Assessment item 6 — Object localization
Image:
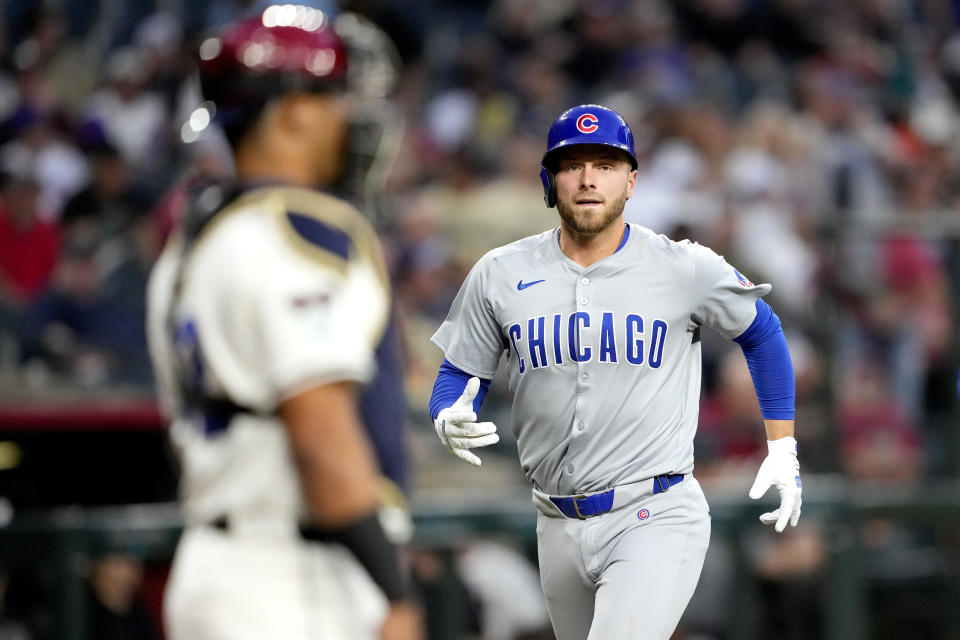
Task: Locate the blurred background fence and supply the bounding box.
[0,480,959,640]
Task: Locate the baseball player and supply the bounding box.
[429,104,801,639]
[146,7,421,640]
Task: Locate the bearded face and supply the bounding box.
[556,187,630,234]
[551,144,636,235]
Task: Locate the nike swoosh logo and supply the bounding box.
[517,279,546,290]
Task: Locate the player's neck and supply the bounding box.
[235,153,318,188]
[558,220,626,268]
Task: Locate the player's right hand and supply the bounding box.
[434,377,499,467]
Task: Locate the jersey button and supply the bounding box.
[577,421,585,431]
[566,464,575,473]
[579,297,588,304]
[581,277,590,285]
[580,373,589,382]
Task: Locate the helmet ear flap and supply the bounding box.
[540,166,557,208]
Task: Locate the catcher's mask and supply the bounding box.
[191,4,403,221]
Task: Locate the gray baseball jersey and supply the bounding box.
[431,223,770,496]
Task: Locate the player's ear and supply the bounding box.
[540,166,557,208]
[626,168,638,200]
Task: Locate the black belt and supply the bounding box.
[206,515,328,541]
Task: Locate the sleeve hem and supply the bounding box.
[759,410,796,420]
[731,304,760,341]
[429,338,498,379]
[275,363,374,405]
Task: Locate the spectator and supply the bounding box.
[18,209,156,387]
[0,110,88,218]
[836,357,922,481]
[0,170,58,338]
[82,46,167,173]
[60,139,152,244]
[85,551,160,640]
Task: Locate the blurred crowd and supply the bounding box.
[1,0,954,476]
[0,0,958,638]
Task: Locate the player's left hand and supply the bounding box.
[749,436,802,533]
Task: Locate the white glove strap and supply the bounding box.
[767,436,797,456]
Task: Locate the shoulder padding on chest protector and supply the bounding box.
[222,186,388,286]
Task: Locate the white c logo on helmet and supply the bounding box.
[576,113,599,133]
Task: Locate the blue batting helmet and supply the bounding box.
[539,104,637,207]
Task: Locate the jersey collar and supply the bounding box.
[615,223,630,253]
[547,223,636,273]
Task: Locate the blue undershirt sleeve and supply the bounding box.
[732,299,796,420]
[428,359,492,421]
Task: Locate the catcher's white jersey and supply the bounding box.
[432,223,770,496]
[147,185,390,530]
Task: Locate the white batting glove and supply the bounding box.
[749,436,802,533]
[434,377,499,468]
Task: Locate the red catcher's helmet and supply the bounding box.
[191,5,403,221]
[197,5,348,132]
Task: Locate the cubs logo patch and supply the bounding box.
[733,268,753,287]
[576,113,599,134]
[637,508,650,520]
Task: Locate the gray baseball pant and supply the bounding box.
[533,476,711,640]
